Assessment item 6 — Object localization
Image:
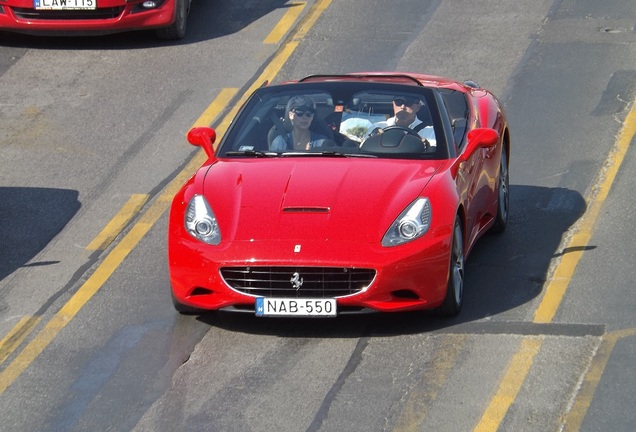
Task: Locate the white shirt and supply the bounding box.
[367,117,436,147]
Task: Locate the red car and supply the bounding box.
[169,73,510,317]
[0,0,189,39]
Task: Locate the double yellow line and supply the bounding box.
[0,0,332,394]
[474,99,636,431]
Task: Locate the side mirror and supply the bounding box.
[452,128,499,177]
[467,128,498,146]
[459,128,498,161]
[187,127,217,159]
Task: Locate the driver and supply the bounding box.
[366,96,436,146]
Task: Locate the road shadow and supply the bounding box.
[0,187,80,282]
[0,0,293,49]
[195,184,587,337]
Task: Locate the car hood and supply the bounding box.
[202,158,443,243]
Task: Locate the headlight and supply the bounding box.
[382,198,431,247]
[185,195,221,245]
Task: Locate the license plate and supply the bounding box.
[34,0,96,10]
[256,298,337,317]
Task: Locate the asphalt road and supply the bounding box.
[1,0,635,431]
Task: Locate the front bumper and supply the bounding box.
[0,0,175,34]
[168,227,454,315]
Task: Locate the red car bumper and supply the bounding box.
[168,224,454,315]
[0,0,175,34]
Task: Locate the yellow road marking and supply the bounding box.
[0,91,231,394]
[0,0,333,395]
[86,194,149,251]
[0,317,41,366]
[473,338,542,432]
[475,99,636,430]
[562,328,636,431]
[294,0,331,41]
[263,2,305,45]
[0,195,168,393]
[192,87,238,128]
[201,0,334,139]
[534,102,636,323]
[393,335,468,431]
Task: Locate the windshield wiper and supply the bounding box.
[279,151,346,158]
[317,150,348,157]
[225,150,277,157]
[280,150,368,158]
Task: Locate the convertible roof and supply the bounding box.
[298,74,424,86]
[295,73,476,93]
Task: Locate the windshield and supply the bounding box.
[216,81,450,160]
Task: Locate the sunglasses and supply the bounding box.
[393,97,418,106]
[292,108,315,117]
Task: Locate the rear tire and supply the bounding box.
[156,0,188,40]
[440,218,464,316]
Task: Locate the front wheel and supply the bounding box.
[439,219,464,316]
[156,0,188,40]
[490,145,509,233]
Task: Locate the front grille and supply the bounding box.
[221,266,376,298]
[13,7,124,20]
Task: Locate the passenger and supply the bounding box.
[270,96,329,151]
[367,96,436,146]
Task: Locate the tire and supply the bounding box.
[490,145,509,234]
[440,218,464,316]
[156,0,188,40]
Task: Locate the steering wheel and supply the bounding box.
[369,125,430,151]
[380,125,422,138]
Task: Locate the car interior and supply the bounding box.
[222,85,470,160]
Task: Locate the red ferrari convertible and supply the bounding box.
[0,0,189,39]
[169,73,510,317]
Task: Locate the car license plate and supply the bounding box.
[256,298,337,317]
[34,0,96,10]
